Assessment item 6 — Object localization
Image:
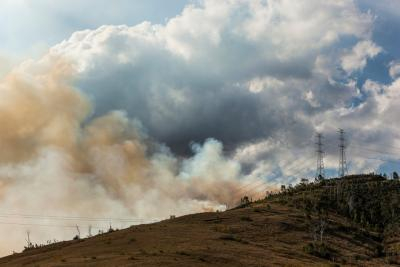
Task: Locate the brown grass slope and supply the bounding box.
[0,199,393,267]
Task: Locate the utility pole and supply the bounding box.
[338,129,348,177]
[315,133,325,181]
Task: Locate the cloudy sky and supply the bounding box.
[1,0,400,255]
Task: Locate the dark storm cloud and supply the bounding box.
[2,0,400,257]
[48,0,380,166]
[57,0,373,155]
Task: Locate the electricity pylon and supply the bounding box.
[315,133,325,181]
[338,128,348,177]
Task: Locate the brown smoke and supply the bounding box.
[0,57,269,255]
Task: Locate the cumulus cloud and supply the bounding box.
[341,40,382,73]
[48,0,374,155]
[0,58,250,255]
[389,61,400,79]
[0,0,397,256]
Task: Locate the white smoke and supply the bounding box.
[0,57,260,256]
[0,0,396,256]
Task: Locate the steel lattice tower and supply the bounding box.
[315,133,325,181]
[338,129,348,177]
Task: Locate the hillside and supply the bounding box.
[1,174,399,266]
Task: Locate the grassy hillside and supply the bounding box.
[271,174,400,264]
[1,174,399,266]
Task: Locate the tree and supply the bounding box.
[300,178,309,184]
[317,211,328,243]
[88,225,92,237]
[302,194,329,244]
[393,172,399,180]
[74,225,80,240]
[25,231,33,249]
[241,196,250,205]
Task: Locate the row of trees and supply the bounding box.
[272,174,400,261]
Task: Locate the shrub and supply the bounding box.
[240,216,253,222]
[303,242,333,260]
[253,208,262,213]
[177,251,190,256]
[219,234,248,244]
[219,234,238,241]
[373,244,384,257]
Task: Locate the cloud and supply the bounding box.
[247,76,284,93]
[0,58,249,255]
[10,0,389,198]
[357,0,400,17]
[0,0,189,60]
[389,61,400,79]
[0,0,398,255]
[45,0,374,155]
[341,40,382,74]
[0,55,13,79]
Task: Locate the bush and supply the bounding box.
[303,242,333,259]
[253,207,262,213]
[219,234,248,244]
[240,216,253,221]
[219,234,238,241]
[373,244,384,257]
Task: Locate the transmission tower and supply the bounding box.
[338,128,348,177]
[315,133,325,181]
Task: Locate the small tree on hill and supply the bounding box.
[300,178,309,184]
[303,194,329,244]
[25,231,33,250]
[241,196,250,205]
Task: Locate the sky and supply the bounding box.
[1,0,400,255]
[0,0,190,73]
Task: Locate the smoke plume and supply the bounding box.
[0,0,393,256]
[0,57,257,255]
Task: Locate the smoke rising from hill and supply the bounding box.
[0,0,398,256]
[0,57,258,255]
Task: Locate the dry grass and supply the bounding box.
[0,202,393,266]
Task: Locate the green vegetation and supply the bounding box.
[268,174,400,262]
[303,242,334,260]
[240,216,253,221]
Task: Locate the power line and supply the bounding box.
[279,157,314,180]
[234,157,314,199]
[0,213,158,223]
[0,221,105,229]
[232,179,268,198]
[350,136,400,152]
[232,177,266,195]
[320,137,400,156]
[349,144,400,157]
[231,154,311,198]
[350,151,400,165]
[253,160,315,199]
[230,144,313,197]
